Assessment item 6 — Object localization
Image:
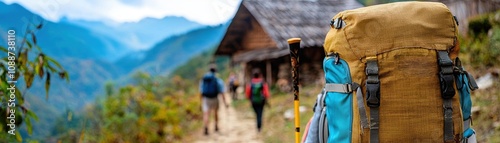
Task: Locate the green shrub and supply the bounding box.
[468,14,492,39]
[460,12,500,68]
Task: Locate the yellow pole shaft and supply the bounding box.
[294,100,300,143]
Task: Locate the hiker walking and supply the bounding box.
[228,72,239,100]
[199,67,228,135]
[245,69,270,132]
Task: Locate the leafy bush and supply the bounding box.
[460,11,500,68]
[57,73,203,143]
[468,14,492,39]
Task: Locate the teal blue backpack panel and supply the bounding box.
[457,73,472,120]
[464,128,475,138]
[456,70,478,140]
[323,57,353,143]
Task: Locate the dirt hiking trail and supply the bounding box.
[194,94,263,143]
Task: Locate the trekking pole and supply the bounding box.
[288,38,301,143]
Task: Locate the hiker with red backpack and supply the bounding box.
[245,69,270,132]
[200,67,228,136]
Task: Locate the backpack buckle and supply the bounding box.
[327,52,340,65]
[437,51,455,99]
[330,18,345,29]
[366,59,380,108]
[366,83,380,107]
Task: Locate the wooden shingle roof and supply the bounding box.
[216,0,363,62]
[244,0,362,49]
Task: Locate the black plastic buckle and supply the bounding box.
[366,59,380,108]
[366,83,380,107]
[439,73,455,99]
[438,51,455,99]
[327,52,340,65]
[330,18,344,29]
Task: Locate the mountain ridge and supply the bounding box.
[63,15,204,52]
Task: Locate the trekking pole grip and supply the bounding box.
[288,38,301,143]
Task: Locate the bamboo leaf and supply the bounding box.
[26,110,39,121]
[15,131,22,142]
[64,71,70,82]
[15,88,23,105]
[44,56,63,70]
[20,51,27,67]
[26,115,32,135]
[26,40,32,49]
[38,66,44,78]
[37,54,44,78]
[36,23,43,29]
[45,72,50,100]
[57,71,69,82]
[35,64,41,78]
[31,33,37,45]
[24,71,34,88]
[13,71,20,81]
[38,54,44,65]
[59,72,65,79]
[45,63,57,73]
[0,46,7,53]
[35,45,42,52]
[19,105,27,114]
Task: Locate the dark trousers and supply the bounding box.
[252,101,265,131]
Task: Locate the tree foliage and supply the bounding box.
[67,72,202,143]
[0,21,69,141]
[460,11,500,68]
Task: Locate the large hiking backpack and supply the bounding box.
[303,2,478,143]
[201,73,220,98]
[251,81,265,104]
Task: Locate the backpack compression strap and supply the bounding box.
[324,82,369,130]
[366,58,380,143]
[437,51,456,143]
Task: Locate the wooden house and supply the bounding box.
[215,0,363,91]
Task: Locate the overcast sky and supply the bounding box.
[1,0,241,25]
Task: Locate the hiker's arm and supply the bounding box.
[263,82,270,99]
[220,92,228,107]
[218,79,229,107]
[245,84,251,99]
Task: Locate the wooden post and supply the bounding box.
[266,60,272,85]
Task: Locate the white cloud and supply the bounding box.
[1,0,241,25]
